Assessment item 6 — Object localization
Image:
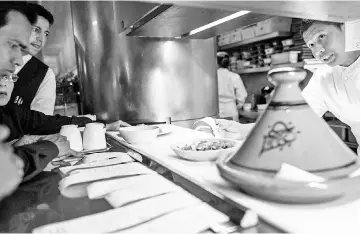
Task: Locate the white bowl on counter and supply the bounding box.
[171,138,242,162]
[257,104,268,111]
[242,103,252,112]
[118,125,159,144]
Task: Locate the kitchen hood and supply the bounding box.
[121,3,271,39]
[117,1,359,39]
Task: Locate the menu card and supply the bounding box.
[59,162,156,198]
[32,191,202,233]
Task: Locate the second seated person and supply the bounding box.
[10,2,56,115]
[217,52,247,122]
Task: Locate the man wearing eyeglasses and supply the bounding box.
[0,2,130,188]
[0,1,36,201]
[9,2,56,115]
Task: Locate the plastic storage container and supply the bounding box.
[241,24,256,40]
[255,16,292,36]
[271,51,300,65]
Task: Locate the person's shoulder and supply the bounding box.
[31,56,49,69]
[46,67,56,78]
[311,65,334,80]
[229,70,241,78]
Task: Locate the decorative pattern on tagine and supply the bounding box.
[259,121,300,156]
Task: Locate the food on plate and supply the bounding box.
[180,140,235,151]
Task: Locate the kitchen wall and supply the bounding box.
[241,72,272,96]
[240,69,313,103]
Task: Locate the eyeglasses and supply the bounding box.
[0,74,19,83]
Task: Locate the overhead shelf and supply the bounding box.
[237,62,305,74]
[237,66,270,74]
[219,31,292,50]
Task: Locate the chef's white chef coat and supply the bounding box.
[302,57,360,149]
[217,68,248,120]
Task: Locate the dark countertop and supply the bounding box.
[0,137,281,233]
[0,143,127,233]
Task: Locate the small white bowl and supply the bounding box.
[257,104,267,111]
[171,138,242,162]
[243,103,252,112]
[118,125,159,144]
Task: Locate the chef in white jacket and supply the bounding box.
[300,19,360,154]
[217,52,248,122]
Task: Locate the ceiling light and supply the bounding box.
[188,10,251,36]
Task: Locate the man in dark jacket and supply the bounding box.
[0,1,38,200]
[0,2,130,187]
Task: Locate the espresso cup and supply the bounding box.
[82,123,106,150]
[59,125,83,151]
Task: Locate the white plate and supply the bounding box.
[171,138,242,162]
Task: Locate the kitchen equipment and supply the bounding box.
[71,1,219,128]
[82,123,107,150]
[271,51,300,64]
[171,138,242,162]
[257,104,267,111]
[217,66,359,203]
[60,125,83,151]
[241,24,256,39]
[242,103,252,112]
[254,16,292,36]
[281,38,294,47]
[118,125,159,144]
[241,51,251,59]
[264,47,275,55]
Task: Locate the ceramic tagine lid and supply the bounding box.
[220,67,359,176]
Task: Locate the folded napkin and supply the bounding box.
[32,191,202,233]
[59,162,156,198]
[116,203,230,233]
[105,176,182,208]
[88,174,163,199]
[275,163,326,182]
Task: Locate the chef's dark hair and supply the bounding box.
[0,1,37,28]
[217,54,230,68]
[28,2,54,26]
[300,19,342,36]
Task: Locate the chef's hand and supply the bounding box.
[106,120,131,131]
[40,134,83,158]
[215,119,255,141]
[0,125,24,201]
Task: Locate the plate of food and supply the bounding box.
[171,138,242,162]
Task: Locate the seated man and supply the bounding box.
[0,2,130,183]
[11,2,56,115]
